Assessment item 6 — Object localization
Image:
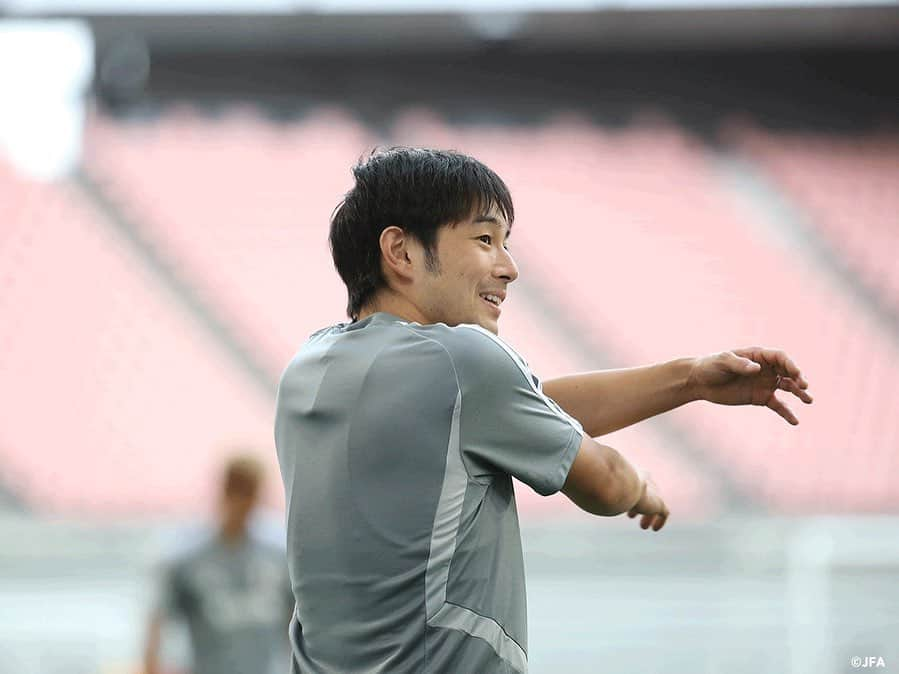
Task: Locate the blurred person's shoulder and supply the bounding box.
[247,533,288,566]
[160,527,218,566]
[247,511,287,559]
[152,527,218,583]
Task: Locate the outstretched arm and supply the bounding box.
[543,347,813,437]
[543,358,696,438]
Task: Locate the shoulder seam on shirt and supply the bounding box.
[455,323,527,371]
[453,323,543,392]
[398,324,481,485]
[456,324,583,434]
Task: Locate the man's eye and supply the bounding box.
[478,235,492,245]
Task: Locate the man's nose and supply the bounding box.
[496,248,519,283]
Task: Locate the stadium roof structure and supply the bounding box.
[3,0,898,11]
[3,0,899,51]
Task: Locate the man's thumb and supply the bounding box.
[730,352,760,372]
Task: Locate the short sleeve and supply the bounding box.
[154,561,188,620]
[452,326,584,496]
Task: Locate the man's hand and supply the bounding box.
[627,473,668,532]
[686,347,813,425]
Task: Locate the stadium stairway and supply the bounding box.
[725,123,899,336]
[0,158,278,515]
[83,104,369,377]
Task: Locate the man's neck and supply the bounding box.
[356,292,430,325]
[219,523,248,547]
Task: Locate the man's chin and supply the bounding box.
[477,317,499,335]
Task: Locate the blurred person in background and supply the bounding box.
[275,147,813,673]
[143,454,293,674]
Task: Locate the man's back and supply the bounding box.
[275,311,584,673]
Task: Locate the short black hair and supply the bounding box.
[329,147,514,320]
[222,454,263,499]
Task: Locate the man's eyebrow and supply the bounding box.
[473,214,512,239]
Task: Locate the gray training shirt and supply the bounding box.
[275,311,584,673]
[156,534,294,674]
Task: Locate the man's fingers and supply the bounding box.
[778,376,814,404]
[768,393,798,425]
[633,509,668,531]
[640,514,661,530]
[638,512,668,531]
[762,348,808,388]
[734,346,810,389]
[730,352,760,373]
[653,513,668,532]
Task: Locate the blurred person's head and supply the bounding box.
[329,147,517,335]
[219,454,264,541]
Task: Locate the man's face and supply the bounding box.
[221,482,259,528]
[412,205,518,335]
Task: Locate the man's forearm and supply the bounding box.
[143,611,163,674]
[543,357,698,437]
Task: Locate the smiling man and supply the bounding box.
[354,201,514,336]
[274,147,813,674]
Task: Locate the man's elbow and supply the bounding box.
[561,438,643,517]
[593,458,643,516]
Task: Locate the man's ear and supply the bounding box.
[379,226,417,282]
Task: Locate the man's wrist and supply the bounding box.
[677,356,703,404]
[629,464,649,511]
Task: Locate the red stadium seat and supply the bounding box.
[84,105,368,375]
[16,105,892,517]
[732,124,899,314]
[0,159,278,515]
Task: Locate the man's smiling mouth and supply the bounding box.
[479,292,504,314]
